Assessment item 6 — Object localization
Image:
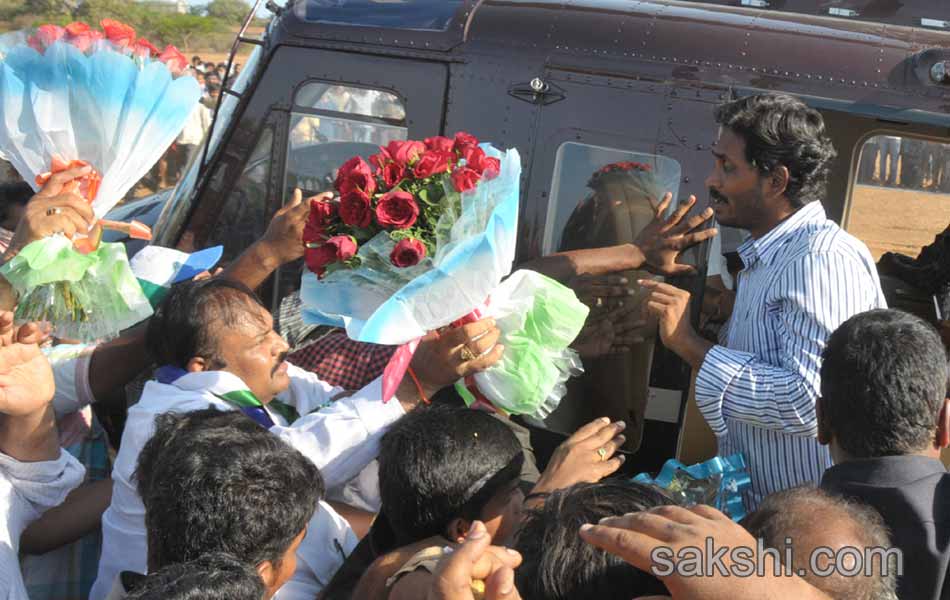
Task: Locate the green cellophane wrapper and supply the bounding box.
[0,235,153,341]
[467,270,590,418]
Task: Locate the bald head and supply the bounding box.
[742,487,898,600]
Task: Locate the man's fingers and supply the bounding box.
[688,504,732,522]
[596,454,626,478]
[579,420,627,450]
[37,166,92,196]
[484,564,520,599]
[670,206,714,236]
[637,280,687,297]
[463,327,502,357]
[663,195,696,230]
[307,191,334,206]
[442,318,497,347]
[462,343,504,374]
[568,417,614,443]
[653,191,673,216]
[579,523,659,572]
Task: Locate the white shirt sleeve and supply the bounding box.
[271,373,405,490]
[46,344,98,418]
[273,501,359,600]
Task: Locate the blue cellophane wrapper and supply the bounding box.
[2,235,153,341]
[633,454,752,521]
[299,145,521,344]
[0,34,201,339]
[462,270,588,418]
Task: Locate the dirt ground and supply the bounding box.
[847,184,950,260]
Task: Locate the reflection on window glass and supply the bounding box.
[286,84,407,198]
[295,83,405,121]
[297,0,465,31]
[851,135,950,261]
[204,128,274,262]
[542,143,683,453]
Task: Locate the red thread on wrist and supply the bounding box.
[406,366,430,405]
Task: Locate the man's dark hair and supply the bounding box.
[378,405,524,545]
[191,55,201,64]
[514,481,672,600]
[135,409,322,571]
[820,309,949,458]
[715,93,836,207]
[125,552,264,600]
[145,277,266,370]
[0,181,32,207]
[743,486,898,600]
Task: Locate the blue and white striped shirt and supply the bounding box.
[695,201,886,509]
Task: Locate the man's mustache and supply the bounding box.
[272,352,288,375]
[709,188,728,203]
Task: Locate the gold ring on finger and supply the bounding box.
[460,345,478,362]
[46,207,62,216]
[597,447,608,461]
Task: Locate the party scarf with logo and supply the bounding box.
[155,366,300,429]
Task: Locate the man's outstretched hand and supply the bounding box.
[427,521,523,600]
[0,339,54,418]
[258,188,329,266]
[634,194,717,276]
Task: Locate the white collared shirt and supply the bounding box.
[89,365,405,600]
[695,201,886,509]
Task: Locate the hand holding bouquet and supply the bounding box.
[300,133,589,418]
[0,20,200,340]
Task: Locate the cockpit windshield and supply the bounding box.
[294,0,465,31]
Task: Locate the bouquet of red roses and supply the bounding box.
[299,133,589,418]
[301,132,501,278]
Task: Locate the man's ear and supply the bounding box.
[446,517,471,544]
[764,165,790,201]
[186,357,208,373]
[935,398,950,450]
[256,560,278,594]
[816,396,833,446]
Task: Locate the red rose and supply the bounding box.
[381,161,405,188]
[384,140,425,167]
[335,156,376,196]
[303,199,337,243]
[451,167,481,193]
[134,38,159,58]
[369,151,389,173]
[390,238,427,268]
[375,190,419,230]
[100,19,135,49]
[305,235,358,277]
[65,22,89,37]
[412,151,451,179]
[424,136,454,153]
[339,189,373,228]
[466,147,501,180]
[64,22,96,52]
[37,24,65,47]
[453,132,479,161]
[159,45,187,76]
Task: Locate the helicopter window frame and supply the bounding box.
[291,81,407,128]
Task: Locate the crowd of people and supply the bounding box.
[0,92,946,600]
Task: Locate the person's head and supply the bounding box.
[515,481,672,600]
[204,61,215,72]
[135,409,321,597]
[146,278,291,401]
[207,83,221,101]
[706,93,836,238]
[125,552,265,600]
[818,309,950,462]
[0,180,33,231]
[378,405,525,547]
[191,55,202,67]
[743,487,898,600]
[196,72,205,86]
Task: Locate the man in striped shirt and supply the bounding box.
[640,94,886,509]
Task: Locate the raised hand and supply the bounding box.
[0,312,51,347]
[529,417,626,500]
[0,341,54,418]
[4,165,96,260]
[637,280,711,368]
[633,193,717,276]
[572,303,646,358]
[259,189,330,266]
[568,273,632,312]
[426,521,523,600]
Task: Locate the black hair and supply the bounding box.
[135,409,322,571]
[145,277,266,370]
[191,55,202,63]
[125,552,264,600]
[207,83,221,93]
[0,181,32,207]
[820,309,949,458]
[378,405,524,546]
[715,94,836,207]
[742,486,897,600]
[515,481,673,600]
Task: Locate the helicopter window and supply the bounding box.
[540,142,684,452]
[286,83,407,198]
[295,0,465,32]
[848,134,950,262]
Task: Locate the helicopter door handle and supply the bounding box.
[509,78,566,106]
